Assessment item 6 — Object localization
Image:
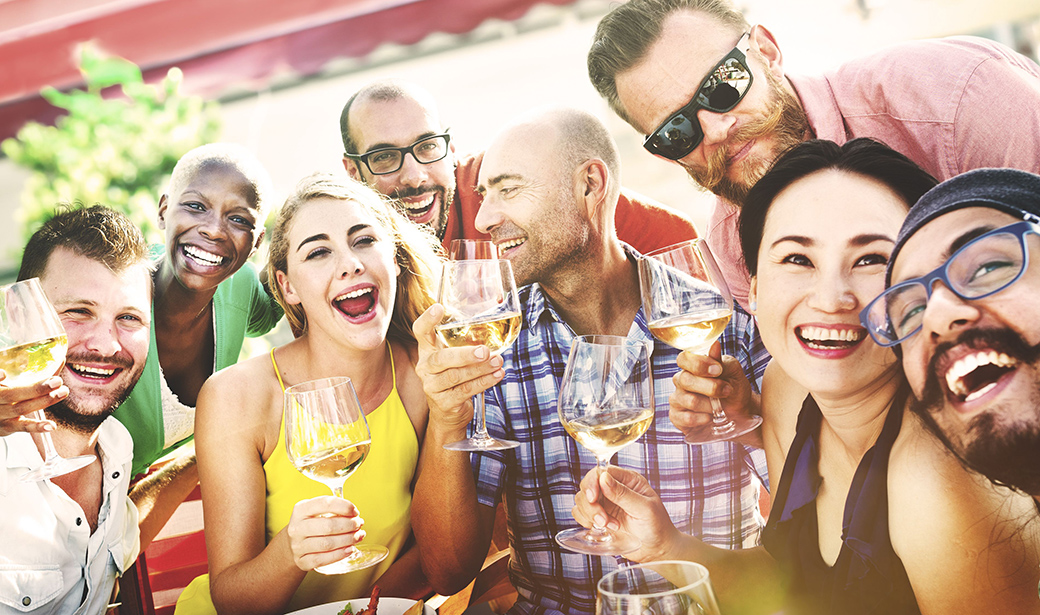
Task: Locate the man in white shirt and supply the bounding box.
[0,205,153,615]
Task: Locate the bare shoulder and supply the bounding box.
[393,340,430,441]
[195,351,284,455]
[889,409,1040,613]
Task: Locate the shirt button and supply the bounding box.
[22,597,30,606]
[76,517,83,526]
[112,471,120,480]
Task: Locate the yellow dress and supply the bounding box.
[175,346,418,614]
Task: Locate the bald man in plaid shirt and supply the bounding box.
[411,107,769,615]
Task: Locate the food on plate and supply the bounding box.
[339,586,380,615]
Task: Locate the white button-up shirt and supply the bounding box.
[0,417,140,615]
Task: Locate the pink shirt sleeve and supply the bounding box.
[704,197,752,310]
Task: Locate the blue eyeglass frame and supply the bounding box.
[642,32,753,161]
[861,218,1040,347]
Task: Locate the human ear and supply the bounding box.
[748,24,784,81]
[748,276,758,315]
[157,194,169,230]
[275,269,302,305]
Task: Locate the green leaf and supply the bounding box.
[80,47,142,91]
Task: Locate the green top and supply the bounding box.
[114,262,282,475]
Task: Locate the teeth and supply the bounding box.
[964,382,998,403]
[798,326,863,343]
[402,194,435,211]
[184,245,225,266]
[944,351,1017,399]
[334,287,373,302]
[498,238,525,251]
[70,364,115,377]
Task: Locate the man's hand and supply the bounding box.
[669,341,755,438]
[0,372,68,436]
[571,465,682,563]
[413,304,504,439]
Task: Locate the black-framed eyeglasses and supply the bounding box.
[861,218,1040,347]
[643,32,754,160]
[346,132,451,175]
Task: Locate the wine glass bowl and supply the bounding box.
[597,561,722,615]
[435,259,522,451]
[284,376,388,574]
[3,278,95,482]
[639,239,762,444]
[449,239,499,260]
[555,334,654,556]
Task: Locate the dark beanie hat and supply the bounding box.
[887,168,1040,287]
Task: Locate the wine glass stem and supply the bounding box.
[708,397,736,435]
[31,409,61,462]
[586,458,612,541]
[472,392,492,441]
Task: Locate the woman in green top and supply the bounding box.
[114,143,282,476]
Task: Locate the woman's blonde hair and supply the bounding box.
[267,172,443,345]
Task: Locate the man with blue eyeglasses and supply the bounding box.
[865,168,1040,503]
[588,0,1040,310]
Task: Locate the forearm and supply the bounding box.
[664,536,782,615]
[368,542,431,600]
[130,451,198,550]
[209,529,308,615]
[411,425,493,594]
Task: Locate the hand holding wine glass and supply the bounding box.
[284,376,388,574]
[598,561,722,615]
[639,239,762,444]
[435,259,522,451]
[556,335,654,556]
[0,278,95,481]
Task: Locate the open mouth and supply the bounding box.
[796,325,865,351]
[333,286,377,320]
[727,140,754,165]
[67,363,119,381]
[182,244,227,268]
[400,193,437,219]
[496,237,525,255]
[944,350,1018,403]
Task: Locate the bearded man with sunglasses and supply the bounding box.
[339,79,699,253]
[867,169,1040,505]
[588,0,1040,309]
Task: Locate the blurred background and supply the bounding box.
[1,0,1038,284]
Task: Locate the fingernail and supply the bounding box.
[44,377,61,389]
[607,520,620,531]
[490,356,503,368]
[42,422,55,432]
[594,514,607,527]
[585,488,596,503]
[355,517,364,527]
[707,364,722,376]
[474,347,488,359]
[493,369,505,379]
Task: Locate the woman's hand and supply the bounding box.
[669,341,756,438]
[412,304,504,437]
[0,373,68,436]
[571,465,682,563]
[285,496,366,571]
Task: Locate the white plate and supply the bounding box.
[285,597,434,615]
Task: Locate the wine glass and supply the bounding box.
[639,239,762,444]
[3,278,95,482]
[598,561,722,615]
[435,259,522,451]
[284,376,388,574]
[555,335,654,556]
[449,239,498,260]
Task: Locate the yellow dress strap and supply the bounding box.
[271,347,287,392]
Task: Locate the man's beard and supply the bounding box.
[392,184,454,241]
[683,70,810,206]
[910,327,1040,495]
[46,352,141,436]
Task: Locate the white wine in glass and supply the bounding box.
[284,376,388,574]
[4,278,95,482]
[640,239,763,444]
[598,561,722,615]
[449,239,498,260]
[435,259,521,451]
[556,335,654,556]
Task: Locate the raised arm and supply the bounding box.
[410,304,500,594]
[0,372,67,436]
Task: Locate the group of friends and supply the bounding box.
[2,0,1040,614]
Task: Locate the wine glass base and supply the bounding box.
[443,436,520,451]
[314,545,389,575]
[683,414,763,445]
[555,527,640,556]
[20,454,95,482]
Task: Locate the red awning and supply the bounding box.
[0,0,576,140]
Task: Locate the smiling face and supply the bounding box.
[894,207,1040,493]
[39,247,151,434]
[750,170,907,397]
[474,121,591,287]
[158,162,264,292]
[615,11,808,206]
[276,197,401,350]
[345,94,456,239]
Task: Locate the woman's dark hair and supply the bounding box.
[738,138,939,276]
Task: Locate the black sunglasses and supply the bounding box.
[643,32,754,160]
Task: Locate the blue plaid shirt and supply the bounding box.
[472,250,771,615]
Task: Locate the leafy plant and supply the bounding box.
[1,44,221,245]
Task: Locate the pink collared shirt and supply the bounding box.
[706,36,1040,308]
